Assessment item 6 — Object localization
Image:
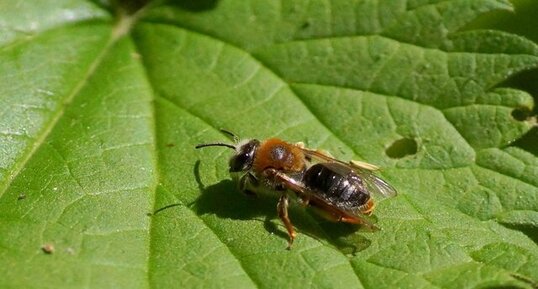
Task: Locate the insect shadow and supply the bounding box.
[192,161,372,255]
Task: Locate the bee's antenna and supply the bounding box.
[219,129,239,142]
[195,143,236,150]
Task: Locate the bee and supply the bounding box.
[195,129,397,248]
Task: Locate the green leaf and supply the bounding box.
[1,1,537,288]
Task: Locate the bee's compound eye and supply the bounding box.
[229,140,259,172]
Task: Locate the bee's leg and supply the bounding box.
[277,194,296,249]
[239,172,258,197]
[298,196,310,207]
[264,168,311,207]
[308,197,378,230]
[264,168,310,248]
[263,168,306,195]
[265,168,378,231]
[359,199,376,216]
[243,189,257,197]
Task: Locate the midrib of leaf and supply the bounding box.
[144,53,161,289]
[127,27,288,285]
[103,11,164,289]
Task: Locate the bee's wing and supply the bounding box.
[299,146,376,169]
[353,167,397,199]
[299,146,397,199]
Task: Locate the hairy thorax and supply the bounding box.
[253,138,305,174]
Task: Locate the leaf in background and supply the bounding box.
[0,0,537,288]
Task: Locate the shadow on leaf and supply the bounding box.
[194,179,274,220]
[192,171,373,254]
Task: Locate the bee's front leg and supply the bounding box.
[239,172,258,197]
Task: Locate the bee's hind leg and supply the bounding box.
[277,194,296,249]
[263,168,307,249]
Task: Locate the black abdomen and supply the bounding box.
[302,163,370,209]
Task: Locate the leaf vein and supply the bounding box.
[0,32,116,198]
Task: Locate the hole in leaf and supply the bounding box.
[511,107,532,121]
[386,138,418,159]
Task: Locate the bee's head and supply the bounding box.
[195,130,260,173]
[228,139,260,172]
